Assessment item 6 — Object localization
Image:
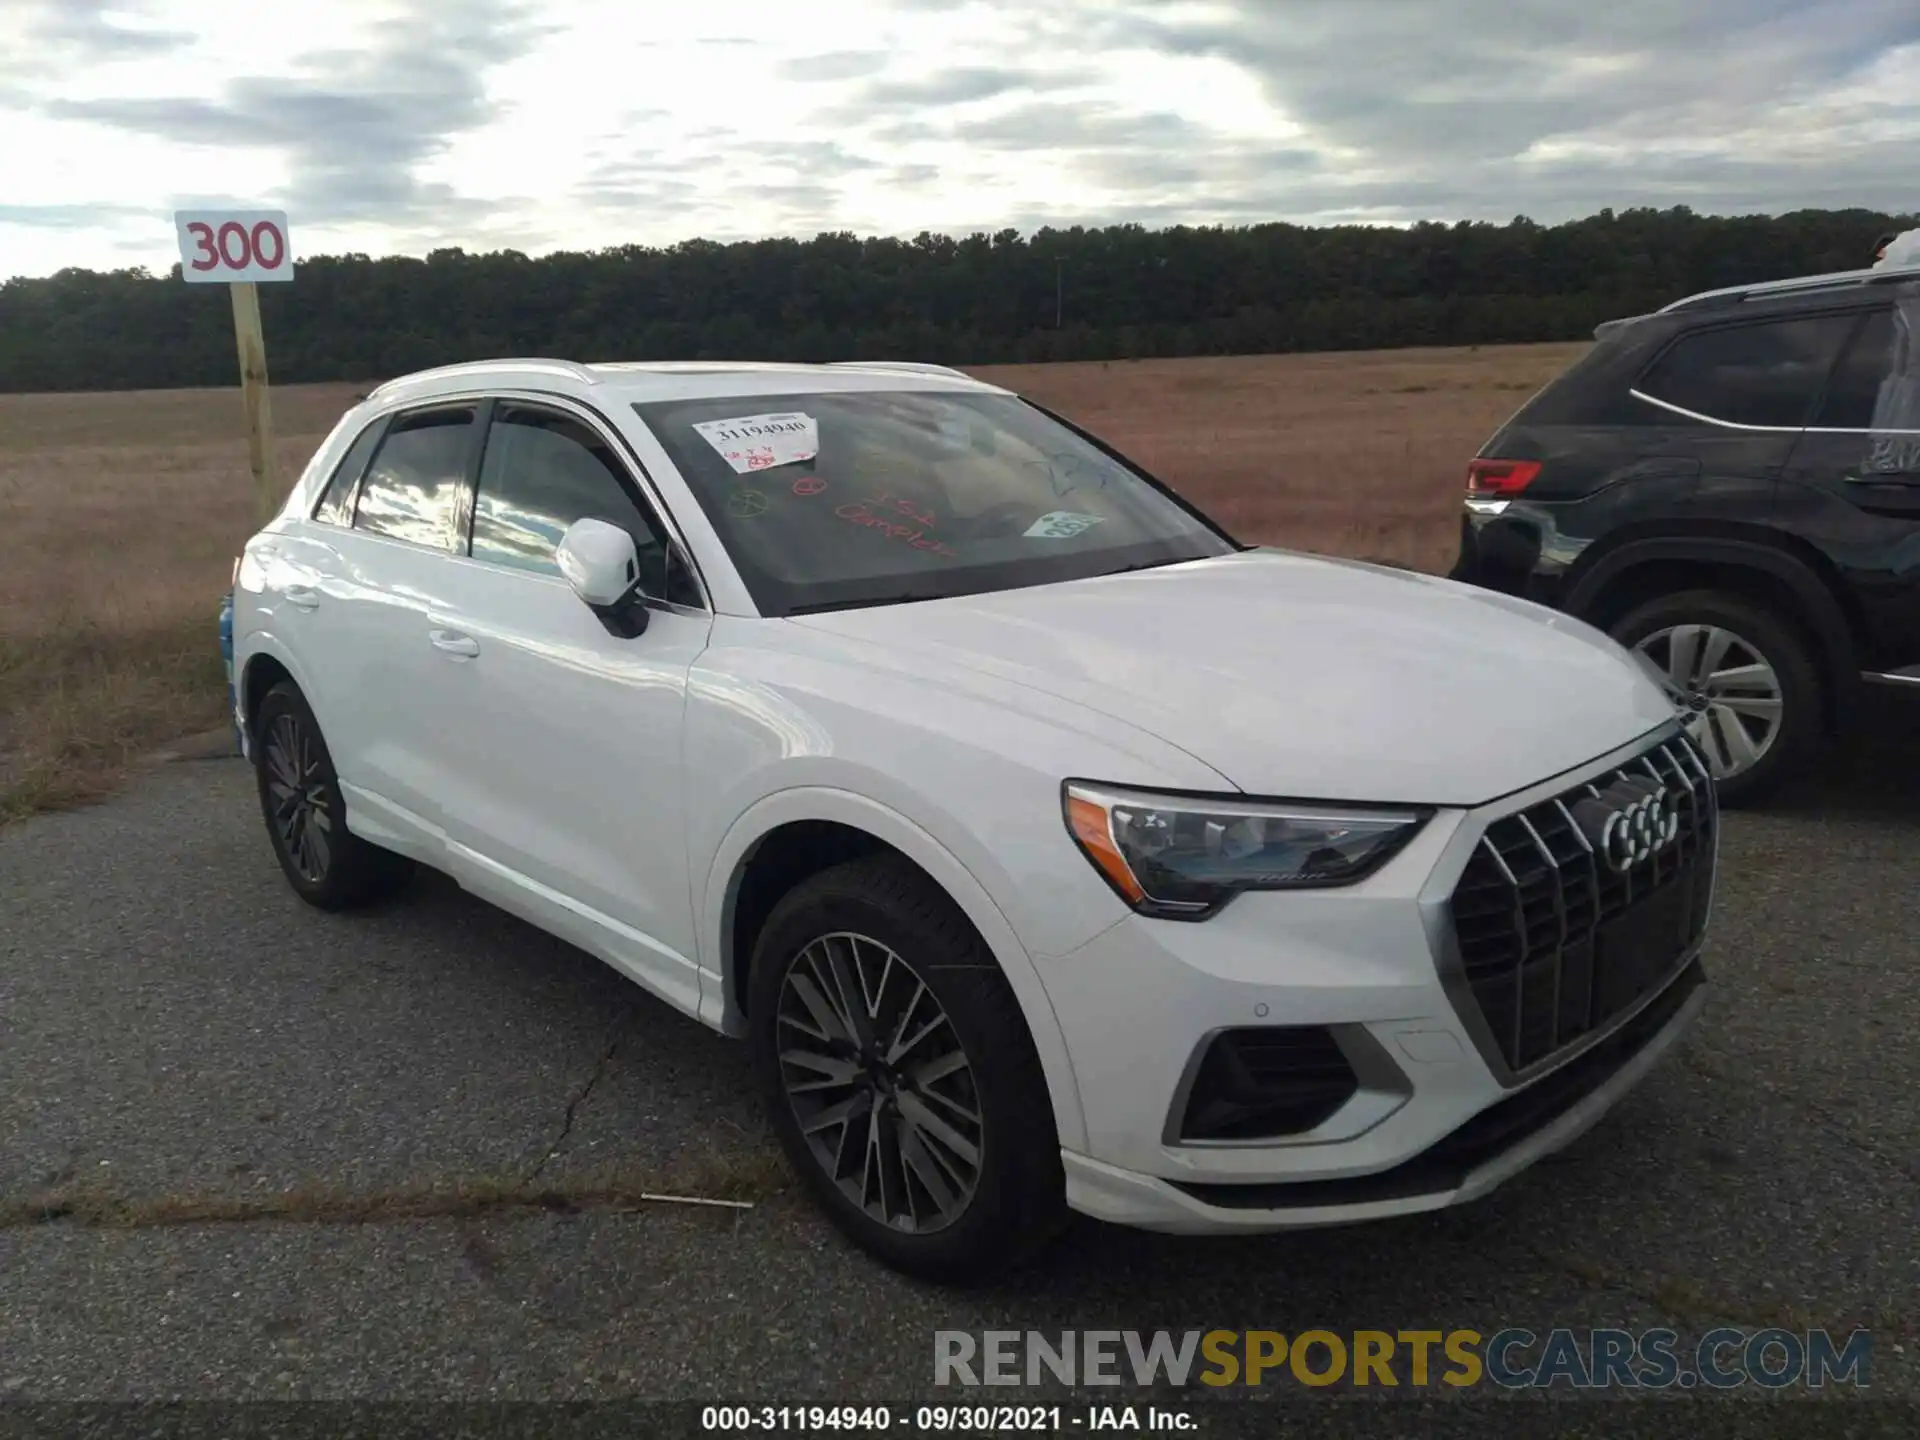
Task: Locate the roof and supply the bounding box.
[365,357,1000,407]
[1659,259,1920,315]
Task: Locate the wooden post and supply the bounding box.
[177,210,291,518]
[229,280,280,521]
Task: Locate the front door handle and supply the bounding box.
[282,584,321,610]
[429,629,480,659]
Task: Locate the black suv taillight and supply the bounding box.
[1177,1027,1359,1141]
[1466,458,1541,496]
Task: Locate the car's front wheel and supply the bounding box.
[1611,590,1823,807]
[747,855,1066,1282]
[253,680,414,910]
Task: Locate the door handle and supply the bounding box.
[429,629,480,659]
[282,584,321,610]
[1843,474,1920,515]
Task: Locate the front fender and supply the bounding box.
[698,785,1089,1152]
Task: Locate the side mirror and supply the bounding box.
[556,518,650,638]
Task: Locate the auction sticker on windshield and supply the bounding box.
[1024,510,1106,539]
[692,413,819,474]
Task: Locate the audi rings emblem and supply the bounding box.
[1597,789,1678,871]
[1569,780,1681,873]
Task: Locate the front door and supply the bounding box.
[422,398,714,1017]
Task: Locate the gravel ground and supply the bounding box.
[1,696,1914,1434]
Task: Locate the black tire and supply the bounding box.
[1609,589,1825,808]
[252,680,414,910]
[747,855,1066,1282]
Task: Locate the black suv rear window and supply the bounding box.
[1634,314,1855,428]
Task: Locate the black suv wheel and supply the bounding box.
[747,854,1066,1282]
[1610,590,1824,807]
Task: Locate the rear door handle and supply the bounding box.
[429,629,480,659]
[1843,473,1920,515]
[283,584,321,610]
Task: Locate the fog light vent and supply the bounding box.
[1178,1027,1359,1141]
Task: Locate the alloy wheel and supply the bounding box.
[264,712,333,883]
[774,932,983,1234]
[1633,623,1785,780]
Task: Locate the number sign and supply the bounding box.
[174,210,293,283]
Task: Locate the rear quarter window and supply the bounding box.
[1631,313,1857,428]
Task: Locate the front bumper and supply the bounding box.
[1034,724,1714,1234]
[1064,959,1704,1233]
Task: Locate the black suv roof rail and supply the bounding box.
[1658,260,1920,314]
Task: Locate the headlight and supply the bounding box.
[1062,782,1430,920]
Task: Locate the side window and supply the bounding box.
[352,406,477,550]
[1634,314,1856,428]
[1813,305,1920,432]
[470,405,676,593]
[312,418,386,526]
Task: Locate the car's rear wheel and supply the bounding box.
[747,855,1066,1282]
[1611,590,1823,807]
[253,681,414,909]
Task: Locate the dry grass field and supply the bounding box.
[973,343,1587,569]
[0,342,1586,818]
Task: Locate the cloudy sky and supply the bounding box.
[3,0,1917,280]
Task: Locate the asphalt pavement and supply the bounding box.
[1,694,1915,1428]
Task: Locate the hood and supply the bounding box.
[788,548,1677,807]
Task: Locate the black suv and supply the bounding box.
[1452,261,1920,805]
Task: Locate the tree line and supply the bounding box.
[1,205,1911,393]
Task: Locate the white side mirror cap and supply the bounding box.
[556,518,640,608]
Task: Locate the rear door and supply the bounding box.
[1623,310,1863,523]
[248,411,387,708]
[1779,296,1920,670]
[302,401,487,850]
[421,397,715,1015]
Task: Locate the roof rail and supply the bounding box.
[827,360,974,380]
[1659,260,1920,314]
[368,358,600,398]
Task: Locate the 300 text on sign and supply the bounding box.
[174,210,293,284]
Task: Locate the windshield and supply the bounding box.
[631,389,1236,616]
